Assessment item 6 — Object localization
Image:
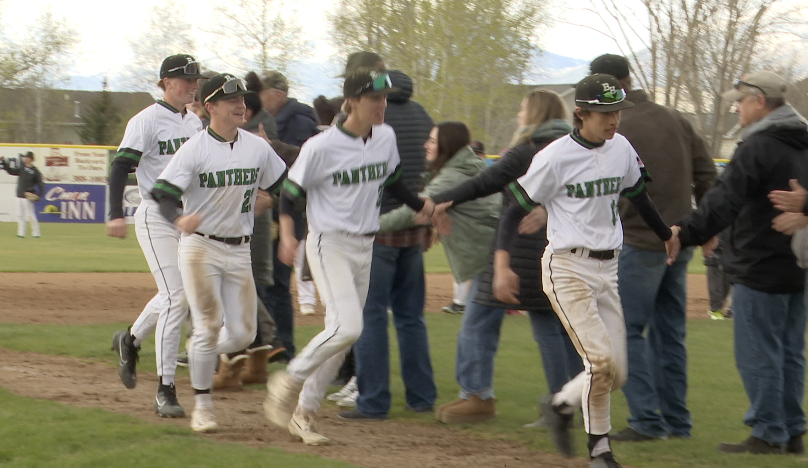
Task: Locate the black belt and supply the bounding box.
[570,248,615,260]
[194,232,251,245]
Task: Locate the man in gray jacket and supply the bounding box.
[589,54,716,442]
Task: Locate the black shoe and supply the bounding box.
[611,427,664,442]
[540,395,575,457]
[111,328,139,389]
[154,383,185,418]
[176,352,188,368]
[590,452,621,468]
[338,408,386,421]
[404,405,435,413]
[442,303,465,314]
[717,436,785,454]
[787,434,805,455]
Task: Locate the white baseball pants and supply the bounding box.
[287,231,374,412]
[16,197,40,237]
[542,248,627,436]
[180,233,257,391]
[453,279,472,306]
[294,239,318,307]
[131,200,188,380]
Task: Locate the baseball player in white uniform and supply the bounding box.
[263,69,434,445]
[495,74,678,468]
[151,73,289,433]
[108,54,206,418]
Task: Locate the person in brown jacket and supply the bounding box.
[589,54,716,442]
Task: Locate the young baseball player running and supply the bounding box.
[108,54,207,418]
[263,68,434,445]
[151,73,289,432]
[496,74,678,468]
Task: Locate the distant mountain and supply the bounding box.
[525,51,589,85]
[54,74,107,91]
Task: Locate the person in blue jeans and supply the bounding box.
[430,89,582,424]
[673,70,808,454]
[588,55,716,442]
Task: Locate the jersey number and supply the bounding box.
[611,200,618,226]
[242,189,253,213]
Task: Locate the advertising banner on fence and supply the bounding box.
[0,144,112,223]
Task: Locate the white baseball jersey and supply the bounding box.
[511,132,645,252]
[155,127,288,237]
[115,100,203,200]
[286,123,401,234]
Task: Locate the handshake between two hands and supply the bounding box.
[412,198,548,237]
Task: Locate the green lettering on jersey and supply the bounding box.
[575,183,585,198]
[216,171,226,187]
[595,179,603,196]
[173,139,183,153]
[158,141,167,155]
[367,165,377,180]
[226,169,234,186]
[234,168,243,186]
[585,181,595,198]
[340,171,350,185]
[332,172,341,185]
[199,173,207,188]
[207,172,217,188]
[566,184,575,197]
[350,168,359,184]
[165,140,176,155]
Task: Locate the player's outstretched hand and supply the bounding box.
[518,206,547,235]
[278,236,298,267]
[665,225,681,266]
[769,179,808,213]
[412,198,435,226]
[107,218,128,238]
[432,201,453,236]
[772,212,808,236]
[701,236,719,257]
[493,265,520,304]
[175,214,203,234]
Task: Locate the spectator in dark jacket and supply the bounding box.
[259,71,318,146]
[429,88,582,424]
[589,54,716,442]
[672,70,808,455]
[1,152,44,238]
[339,61,438,420]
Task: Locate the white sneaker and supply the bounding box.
[337,389,358,408]
[263,370,304,429]
[288,407,330,445]
[191,406,219,433]
[327,376,358,402]
[300,304,316,316]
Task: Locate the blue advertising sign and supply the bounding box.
[35,184,106,223]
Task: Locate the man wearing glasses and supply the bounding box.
[151,73,289,433]
[669,71,808,454]
[108,54,207,418]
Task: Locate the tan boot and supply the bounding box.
[242,348,270,385]
[435,395,496,424]
[213,354,247,391]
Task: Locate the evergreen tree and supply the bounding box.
[78,79,122,146]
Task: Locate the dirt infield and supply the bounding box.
[0,272,711,468]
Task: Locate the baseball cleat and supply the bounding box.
[288,407,330,445]
[327,376,357,402]
[541,395,575,457]
[111,328,139,389]
[590,452,621,468]
[190,406,219,433]
[154,383,186,418]
[263,370,304,429]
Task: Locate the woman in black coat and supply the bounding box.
[431,89,583,425]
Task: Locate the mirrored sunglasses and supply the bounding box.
[355,71,393,96]
[166,61,200,76]
[204,78,247,103]
[576,87,627,105]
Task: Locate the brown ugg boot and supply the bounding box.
[435,395,496,424]
[213,354,247,391]
[242,348,270,385]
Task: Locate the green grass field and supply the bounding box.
[0,221,788,468]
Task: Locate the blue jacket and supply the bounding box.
[275,98,318,146]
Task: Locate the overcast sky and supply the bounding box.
[1,0,625,77]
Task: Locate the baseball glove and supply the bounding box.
[24,192,40,202]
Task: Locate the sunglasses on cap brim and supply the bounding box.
[355,71,393,96]
[576,87,627,105]
[166,61,200,76]
[734,80,765,96]
[204,78,248,103]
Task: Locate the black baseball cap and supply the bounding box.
[160,54,206,79]
[589,54,631,80]
[343,69,398,98]
[201,73,250,103]
[471,140,485,154]
[575,74,634,112]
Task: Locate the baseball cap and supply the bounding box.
[263,71,289,92]
[589,54,631,80]
[201,73,250,103]
[343,69,398,98]
[160,54,206,79]
[721,70,788,101]
[575,74,634,112]
[471,140,485,154]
